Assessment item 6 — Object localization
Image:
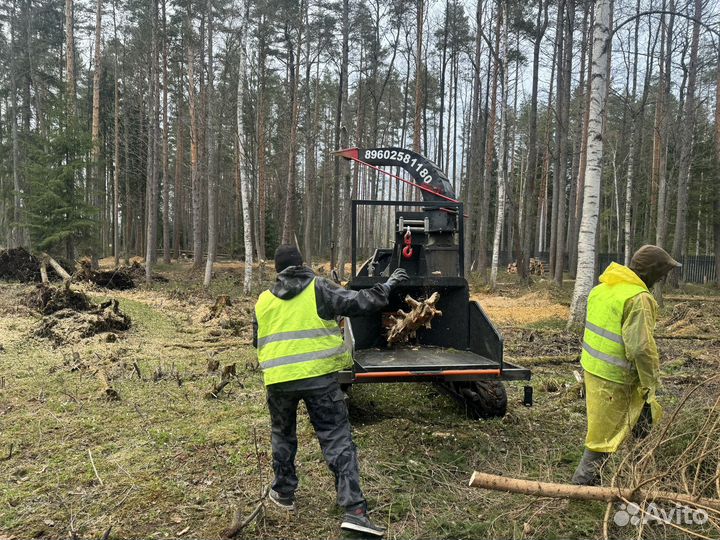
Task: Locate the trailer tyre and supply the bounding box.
[459,381,507,419]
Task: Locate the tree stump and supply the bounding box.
[387,292,442,345]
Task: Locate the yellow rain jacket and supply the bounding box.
[583,263,663,453]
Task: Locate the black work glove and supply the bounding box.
[386,268,409,289]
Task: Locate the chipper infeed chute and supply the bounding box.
[335,147,531,419]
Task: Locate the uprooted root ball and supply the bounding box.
[29,284,94,315]
[0,248,73,283]
[36,301,131,345]
[75,260,136,290]
[30,285,132,345]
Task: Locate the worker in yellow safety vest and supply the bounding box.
[571,245,681,485]
[253,244,408,536]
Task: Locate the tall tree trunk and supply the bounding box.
[553,0,574,285]
[413,0,424,153]
[549,0,564,277]
[162,0,170,264]
[714,59,720,285]
[123,77,131,261]
[335,0,351,279]
[281,8,303,245]
[623,0,641,265]
[91,0,103,255]
[463,0,483,276]
[256,33,267,262]
[519,0,549,282]
[567,0,588,273]
[112,0,120,267]
[174,61,184,259]
[436,0,449,168]
[568,0,611,325]
[65,0,76,117]
[187,19,202,269]
[203,0,217,287]
[237,0,252,293]
[64,0,76,257]
[669,0,701,288]
[653,2,674,247]
[146,0,159,282]
[10,1,23,248]
[478,7,501,280]
[302,21,318,264]
[490,3,508,289]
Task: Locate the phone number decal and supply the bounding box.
[362,149,434,184]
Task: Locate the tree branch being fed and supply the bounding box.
[386,292,442,345]
[468,471,720,511]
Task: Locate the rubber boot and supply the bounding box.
[571,448,608,486]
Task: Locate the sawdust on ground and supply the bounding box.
[472,290,569,325]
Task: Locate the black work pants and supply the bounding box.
[266,379,365,510]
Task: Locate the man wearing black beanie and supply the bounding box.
[253,244,408,536]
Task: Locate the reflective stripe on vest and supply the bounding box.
[255,278,351,386]
[580,280,648,384]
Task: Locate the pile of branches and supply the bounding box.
[601,374,720,539]
[661,302,718,337]
[468,376,720,539]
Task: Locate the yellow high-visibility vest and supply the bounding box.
[255,278,351,386]
[581,277,648,384]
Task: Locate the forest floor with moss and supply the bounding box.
[1,261,719,540]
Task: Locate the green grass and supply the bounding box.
[1,277,718,539]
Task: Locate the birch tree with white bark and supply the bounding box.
[203,0,217,288]
[490,2,508,289]
[237,0,253,294]
[568,0,611,326]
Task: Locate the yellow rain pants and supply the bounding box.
[585,291,663,453]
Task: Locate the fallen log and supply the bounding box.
[40,259,49,284]
[655,334,717,341]
[665,295,720,303]
[387,292,442,345]
[505,354,579,366]
[44,253,72,284]
[467,471,720,511]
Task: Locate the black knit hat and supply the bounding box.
[274,244,303,272]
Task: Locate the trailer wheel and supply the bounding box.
[458,381,507,419]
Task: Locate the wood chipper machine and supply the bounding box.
[334,147,531,419]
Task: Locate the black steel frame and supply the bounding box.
[350,199,464,278]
